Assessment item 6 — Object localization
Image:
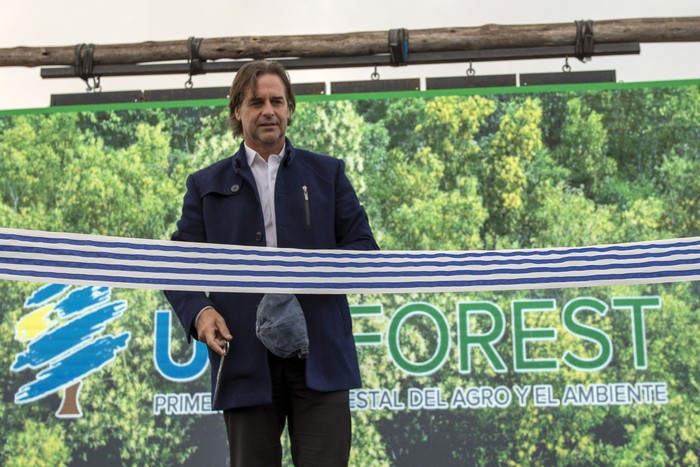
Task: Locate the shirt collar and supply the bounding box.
[244,142,286,166]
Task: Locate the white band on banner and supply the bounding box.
[1,228,700,294]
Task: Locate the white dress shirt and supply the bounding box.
[244,143,284,248]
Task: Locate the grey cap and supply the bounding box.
[256,294,309,359]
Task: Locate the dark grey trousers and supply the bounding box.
[224,353,351,467]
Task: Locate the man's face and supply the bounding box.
[234,73,290,158]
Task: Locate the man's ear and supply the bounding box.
[234,106,241,121]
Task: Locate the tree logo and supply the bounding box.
[11,283,131,418]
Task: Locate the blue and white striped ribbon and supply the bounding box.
[1,228,700,294]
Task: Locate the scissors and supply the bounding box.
[212,341,229,407]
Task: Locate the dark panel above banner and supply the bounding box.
[520,70,617,86]
[426,74,517,90]
[330,78,420,94]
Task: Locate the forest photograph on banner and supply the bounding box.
[0,79,699,466]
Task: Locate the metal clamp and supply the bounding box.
[388,28,409,66]
[575,20,594,62]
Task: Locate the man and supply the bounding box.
[164,60,379,466]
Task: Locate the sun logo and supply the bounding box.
[11,283,130,418]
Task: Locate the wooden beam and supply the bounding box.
[1,17,699,68]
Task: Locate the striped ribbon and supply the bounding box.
[1,228,700,294]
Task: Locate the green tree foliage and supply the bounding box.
[553,97,616,196]
[346,84,700,465]
[0,114,82,228]
[483,97,543,241]
[658,153,700,236]
[524,182,618,248]
[288,100,368,193]
[362,96,492,250]
[2,419,70,467]
[0,111,201,466]
[55,123,179,238]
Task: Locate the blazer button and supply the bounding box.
[255,231,263,242]
[230,184,240,193]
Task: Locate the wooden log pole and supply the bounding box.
[1,17,699,68]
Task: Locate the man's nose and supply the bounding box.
[261,100,274,115]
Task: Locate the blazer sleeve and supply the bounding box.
[333,159,380,252]
[163,174,216,342]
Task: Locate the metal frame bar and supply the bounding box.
[40,43,640,80]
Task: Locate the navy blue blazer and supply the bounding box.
[164,139,379,409]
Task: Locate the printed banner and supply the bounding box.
[1,80,699,466]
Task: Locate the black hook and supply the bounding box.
[186,36,205,88]
[466,61,476,77]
